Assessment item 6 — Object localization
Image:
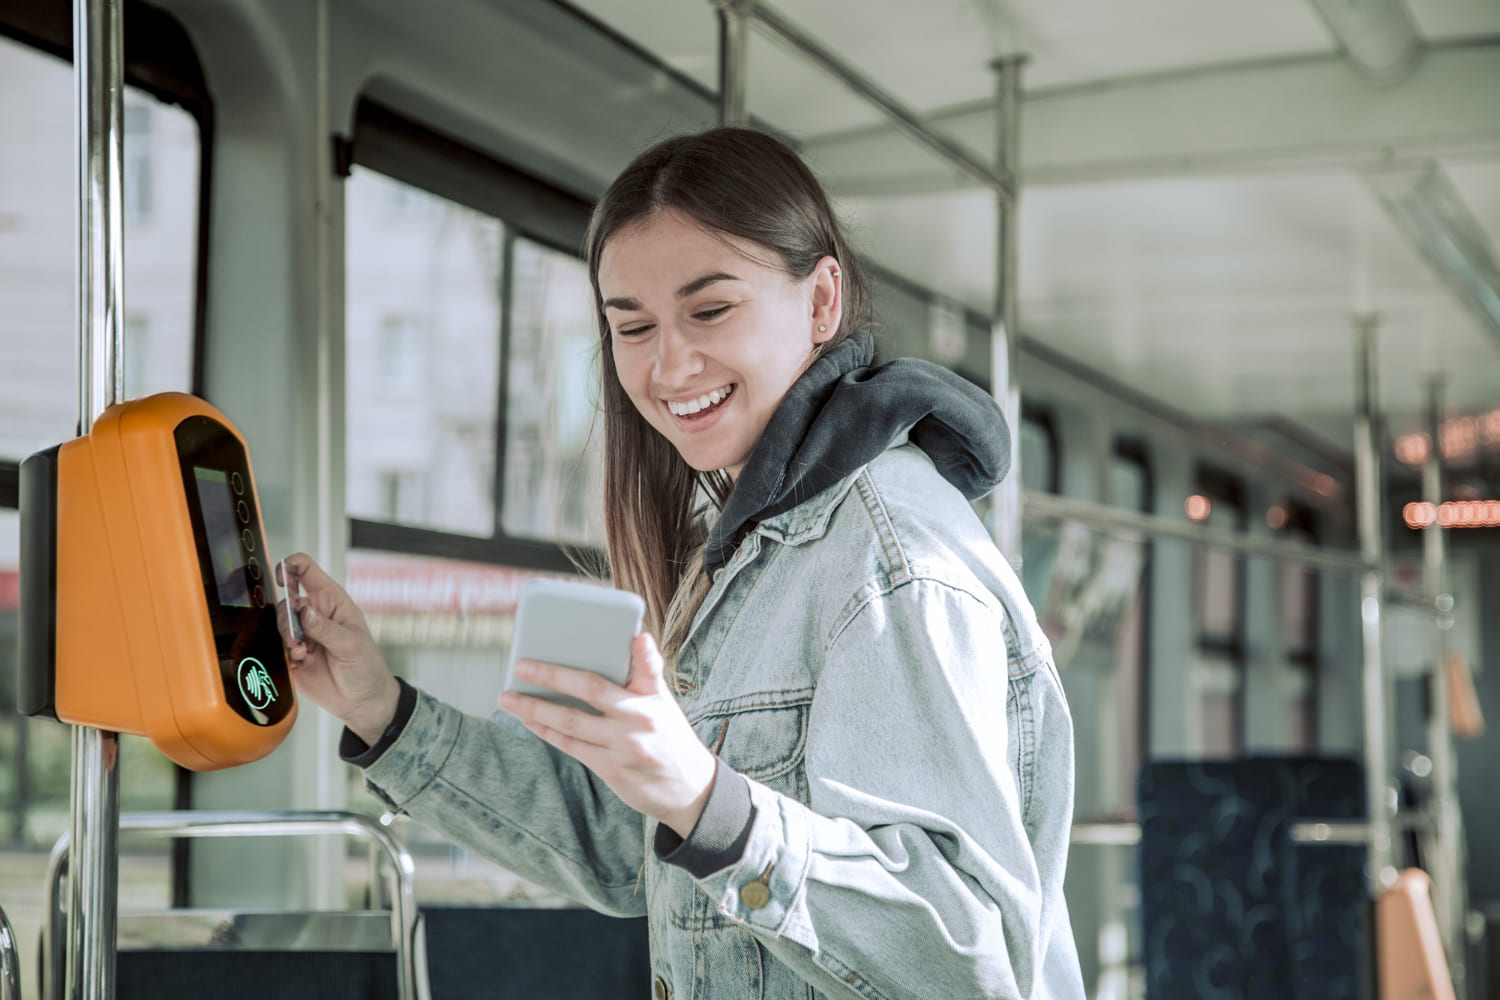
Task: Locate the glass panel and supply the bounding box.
[1281,563,1313,654]
[1019,415,1053,494]
[502,237,605,547]
[1194,497,1244,643]
[342,549,579,905]
[1200,689,1241,758]
[0,38,199,462]
[1108,452,1148,512]
[1280,525,1317,662]
[345,167,502,535]
[1197,546,1240,639]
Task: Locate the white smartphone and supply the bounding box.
[503,579,645,713]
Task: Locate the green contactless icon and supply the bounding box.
[237,657,278,712]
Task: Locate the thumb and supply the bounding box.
[628,632,667,693]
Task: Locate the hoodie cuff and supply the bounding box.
[654,760,756,879]
[339,677,418,767]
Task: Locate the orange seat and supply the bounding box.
[1377,868,1455,1000]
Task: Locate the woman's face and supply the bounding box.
[599,209,840,480]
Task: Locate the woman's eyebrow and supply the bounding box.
[676,272,739,298]
[602,272,741,313]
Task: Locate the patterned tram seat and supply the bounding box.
[1138,757,1369,1000]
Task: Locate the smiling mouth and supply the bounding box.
[666,384,735,419]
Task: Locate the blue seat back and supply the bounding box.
[1138,757,1369,1000]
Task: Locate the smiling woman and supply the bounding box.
[283,125,1084,1000]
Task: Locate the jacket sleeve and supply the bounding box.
[676,576,1074,999]
[359,688,648,917]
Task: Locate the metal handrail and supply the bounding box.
[1022,489,1445,613]
[0,901,19,1000]
[1072,813,1436,849]
[1070,821,1141,846]
[44,810,417,1000]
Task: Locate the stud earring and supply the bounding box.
[818,324,827,333]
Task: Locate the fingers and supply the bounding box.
[509,660,627,712]
[501,688,619,749]
[625,633,666,695]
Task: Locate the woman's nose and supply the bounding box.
[653,324,703,383]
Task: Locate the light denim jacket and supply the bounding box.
[361,443,1085,999]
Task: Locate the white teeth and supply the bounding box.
[668,384,733,416]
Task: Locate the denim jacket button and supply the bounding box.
[653,975,669,1000]
[739,879,771,910]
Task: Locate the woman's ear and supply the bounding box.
[810,256,843,345]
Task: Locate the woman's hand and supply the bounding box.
[280,553,402,745]
[500,633,717,838]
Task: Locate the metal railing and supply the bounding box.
[1071,812,1436,848]
[44,810,417,1000]
[0,901,19,1000]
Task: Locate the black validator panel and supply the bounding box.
[174,416,291,727]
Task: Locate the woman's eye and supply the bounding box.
[615,324,653,337]
[692,305,731,322]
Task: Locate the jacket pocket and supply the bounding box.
[693,689,812,794]
[668,690,813,935]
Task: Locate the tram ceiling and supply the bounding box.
[800,43,1500,193]
[556,0,1500,452]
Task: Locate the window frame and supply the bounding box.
[342,99,598,576]
[0,0,213,907]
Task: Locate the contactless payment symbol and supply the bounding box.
[237,657,279,712]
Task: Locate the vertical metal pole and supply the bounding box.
[715,0,751,127]
[991,57,1025,566]
[1421,379,1465,981]
[69,0,124,997]
[1353,315,1396,896]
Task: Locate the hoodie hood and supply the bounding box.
[703,330,1010,576]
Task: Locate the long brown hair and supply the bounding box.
[585,127,872,663]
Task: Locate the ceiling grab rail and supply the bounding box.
[43,811,418,1000]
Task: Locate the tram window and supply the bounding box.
[501,237,605,547]
[340,550,575,906]
[1019,407,1059,494]
[1017,407,1060,607]
[1279,502,1320,750]
[1192,468,1247,756]
[123,103,153,223]
[0,36,200,464]
[345,167,503,537]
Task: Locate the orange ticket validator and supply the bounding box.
[18,392,296,770]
